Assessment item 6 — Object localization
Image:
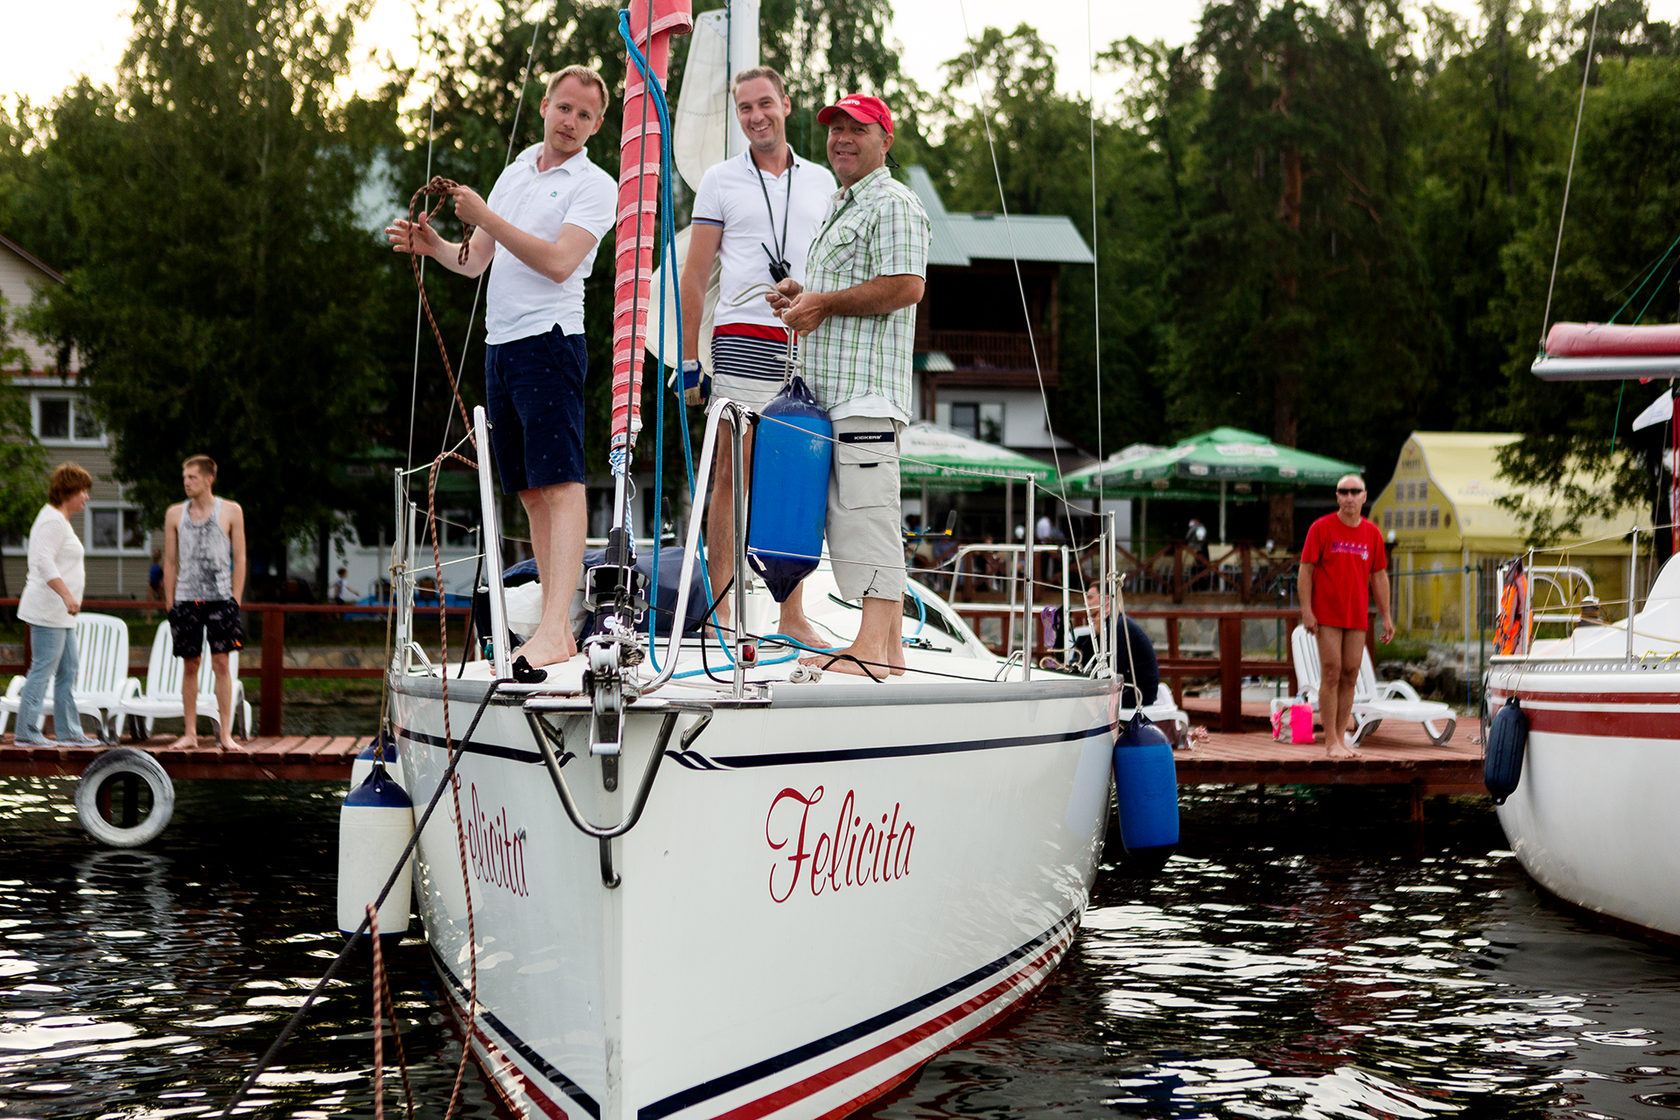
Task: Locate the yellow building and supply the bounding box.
[1372,432,1643,635]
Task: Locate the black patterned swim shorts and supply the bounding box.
[168,598,244,659]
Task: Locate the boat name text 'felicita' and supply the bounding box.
[766,787,915,903]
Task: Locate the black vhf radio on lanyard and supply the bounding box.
[757,147,793,283]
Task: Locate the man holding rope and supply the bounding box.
[768,94,929,680]
[385,66,616,668]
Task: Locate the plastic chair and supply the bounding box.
[1280,625,1456,745]
[1,612,130,742]
[115,625,251,740]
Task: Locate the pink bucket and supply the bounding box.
[1290,702,1315,744]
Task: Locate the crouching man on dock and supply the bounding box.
[768,94,929,680]
[384,66,617,669]
[163,455,247,750]
[1299,474,1394,759]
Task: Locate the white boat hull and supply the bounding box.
[390,672,1114,1120]
[1486,658,1680,940]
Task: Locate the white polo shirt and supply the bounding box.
[483,143,617,345]
[691,148,836,330]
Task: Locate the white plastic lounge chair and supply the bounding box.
[1282,625,1456,745]
[115,624,252,741]
[1,612,130,742]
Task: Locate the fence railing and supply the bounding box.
[1,599,465,737]
[950,601,1299,732]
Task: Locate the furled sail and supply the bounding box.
[611,0,694,454]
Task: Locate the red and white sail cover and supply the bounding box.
[611,0,693,454]
[1544,321,1680,357]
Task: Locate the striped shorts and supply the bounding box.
[711,324,798,410]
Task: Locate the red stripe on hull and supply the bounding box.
[714,926,1075,1120]
[1487,687,1680,740]
[442,992,572,1119]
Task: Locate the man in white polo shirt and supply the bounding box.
[386,65,617,668]
[679,66,836,649]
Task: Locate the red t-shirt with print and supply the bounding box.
[1301,513,1386,630]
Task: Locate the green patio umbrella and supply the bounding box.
[898,422,1058,492]
[1074,427,1359,539]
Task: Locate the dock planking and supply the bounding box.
[0,734,362,781]
[1173,694,1487,810]
[0,697,1486,799]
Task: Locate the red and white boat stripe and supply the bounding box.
[1488,687,1680,741]
[674,918,1080,1120]
[435,914,1081,1120]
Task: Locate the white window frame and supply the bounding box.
[83,502,151,557]
[32,392,107,448]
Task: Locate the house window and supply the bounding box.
[86,504,149,554]
[33,394,105,446]
[947,401,1004,444]
[1429,507,1440,528]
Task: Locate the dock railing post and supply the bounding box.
[260,606,284,737]
[1218,615,1243,733]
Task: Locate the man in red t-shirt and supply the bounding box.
[1299,474,1394,758]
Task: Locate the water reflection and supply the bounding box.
[2,779,1679,1118]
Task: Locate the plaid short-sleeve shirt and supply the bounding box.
[801,166,930,414]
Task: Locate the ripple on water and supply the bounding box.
[3,781,1680,1118]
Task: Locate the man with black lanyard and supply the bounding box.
[679,66,836,648]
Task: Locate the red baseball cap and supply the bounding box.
[816,94,893,137]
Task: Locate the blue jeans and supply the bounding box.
[16,624,84,743]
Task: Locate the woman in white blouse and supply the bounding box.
[14,462,96,746]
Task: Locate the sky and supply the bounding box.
[9,0,1680,114]
[1,1,1200,112]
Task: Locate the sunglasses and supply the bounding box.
[1336,487,1365,495]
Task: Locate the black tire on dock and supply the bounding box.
[74,748,175,848]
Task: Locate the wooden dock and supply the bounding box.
[0,735,361,781]
[1173,695,1486,818]
[0,698,1486,809]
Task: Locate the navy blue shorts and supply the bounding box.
[485,325,587,492]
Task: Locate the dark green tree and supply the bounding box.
[1487,43,1680,542]
[1409,0,1562,430]
[924,25,1175,464]
[0,292,50,599]
[1164,0,1436,542]
[32,0,393,585]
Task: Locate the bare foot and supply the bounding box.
[169,734,199,750]
[889,639,907,676]
[511,633,578,668]
[217,735,241,751]
[799,647,888,681]
[1327,741,1359,760]
[772,618,830,651]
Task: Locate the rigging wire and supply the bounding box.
[1086,0,1104,516]
[435,11,549,464]
[406,89,437,476]
[1539,1,1600,346]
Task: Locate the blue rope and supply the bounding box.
[618,12,705,673]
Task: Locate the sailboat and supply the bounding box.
[1483,321,1680,940]
[379,2,1155,1117]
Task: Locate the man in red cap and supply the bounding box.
[768,93,930,680]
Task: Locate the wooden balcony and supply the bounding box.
[927,329,1058,387]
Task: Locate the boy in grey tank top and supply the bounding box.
[163,455,248,749]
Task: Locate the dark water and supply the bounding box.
[4,780,1679,1120]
